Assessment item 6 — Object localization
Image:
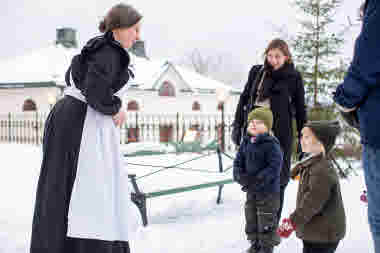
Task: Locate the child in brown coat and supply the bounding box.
[277,120,346,253]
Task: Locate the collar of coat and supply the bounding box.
[269,62,298,81]
[243,133,280,145]
[79,31,130,66]
[290,153,324,179]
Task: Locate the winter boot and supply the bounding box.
[246,240,261,253]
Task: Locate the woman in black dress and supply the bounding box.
[232,39,307,222]
[30,4,142,253]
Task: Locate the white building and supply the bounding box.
[0,28,241,116]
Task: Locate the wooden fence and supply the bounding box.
[0,112,237,151]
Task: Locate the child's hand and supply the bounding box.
[277,218,295,238]
[112,110,126,127]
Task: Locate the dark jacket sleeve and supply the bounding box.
[233,141,252,187]
[254,141,283,190]
[83,47,122,115]
[290,165,333,229]
[294,72,307,134]
[233,65,261,127]
[333,0,380,109]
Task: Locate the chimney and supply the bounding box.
[130,40,148,59]
[56,28,78,48]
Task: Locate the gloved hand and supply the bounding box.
[277,218,296,238]
[360,190,368,203]
[340,110,360,130]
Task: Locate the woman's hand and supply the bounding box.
[112,109,126,127]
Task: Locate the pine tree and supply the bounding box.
[291,0,347,106]
[289,0,362,176]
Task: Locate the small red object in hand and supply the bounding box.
[277,218,296,238]
[360,190,368,203]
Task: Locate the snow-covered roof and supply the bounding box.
[0,44,79,86]
[129,54,239,93]
[0,43,239,94]
[128,54,168,89]
[174,65,237,93]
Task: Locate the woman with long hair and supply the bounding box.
[232,39,307,225]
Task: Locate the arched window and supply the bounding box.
[192,101,201,111]
[217,102,224,111]
[22,99,37,111]
[127,100,139,111]
[158,81,176,97]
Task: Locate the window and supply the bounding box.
[158,81,176,97]
[22,99,37,111]
[127,100,139,111]
[217,101,224,111]
[192,101,201,111]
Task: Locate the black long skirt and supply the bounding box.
[30,95,130,253]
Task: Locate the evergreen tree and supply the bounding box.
[289,0,362,177]
[291,0,347,106]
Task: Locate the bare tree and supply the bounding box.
[178,48,247,88]
[180,48,222,76]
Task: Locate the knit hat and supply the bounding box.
[304,120,341,154]
[247,107,273,130]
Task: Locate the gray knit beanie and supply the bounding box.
[304,120,341,154]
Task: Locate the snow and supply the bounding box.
[0,143,373,253]
[128,55,168,89]
[0,44,79,85]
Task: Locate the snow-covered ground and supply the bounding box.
[0,143,373,253]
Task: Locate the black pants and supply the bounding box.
[302,240,339,253]
[245,192,281,247]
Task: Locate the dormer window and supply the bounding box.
[158,81,175,97]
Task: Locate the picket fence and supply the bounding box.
[0,112,237,151]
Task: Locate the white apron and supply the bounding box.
[64,84,132,241]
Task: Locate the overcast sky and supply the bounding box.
[1,0,361,86]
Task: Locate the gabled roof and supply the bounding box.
[128,54,239,93]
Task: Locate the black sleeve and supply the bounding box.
[233,65,261,127]
[293,73,307,134]
[233,141,252,187]
[83,48,122,115]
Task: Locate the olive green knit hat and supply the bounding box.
[247,107,273,130]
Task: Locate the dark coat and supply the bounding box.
[67,31,131,115]
[233,133,283,194]
[290,154,346,243]
[233,62,307,185]
[30,32,132,253]
[333,0,380,149]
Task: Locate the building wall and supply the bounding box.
[123,90,240,115]
[0,87,62,114]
